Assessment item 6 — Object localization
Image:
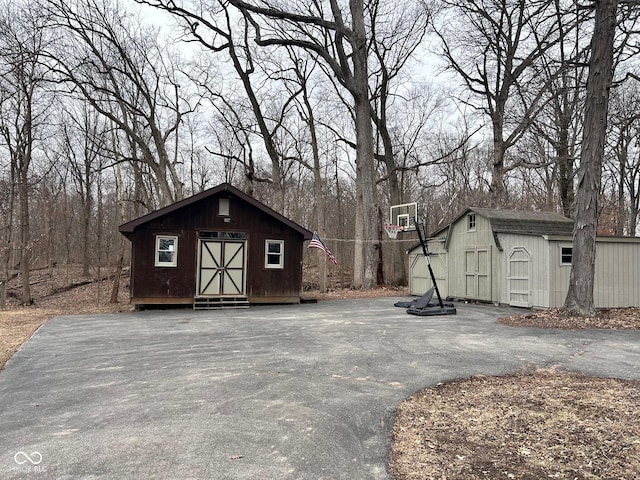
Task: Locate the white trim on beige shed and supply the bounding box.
[408,207,640,309]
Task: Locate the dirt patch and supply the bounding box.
[389,369,640,480]
[308,285,409,300]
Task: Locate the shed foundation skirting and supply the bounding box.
[248,295,301,304]
[130,295,302,308]
[131,297,193,305]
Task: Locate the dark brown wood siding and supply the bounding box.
[128,192,307,304]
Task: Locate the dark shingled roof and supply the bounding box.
[418,207,574,253]
[119,183,312,240]
[469,207,574,236]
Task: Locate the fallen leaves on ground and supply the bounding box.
[1,266,133,369]
[390,369,640,480]
[391,306,640,479]
[307,285,409,300]
[499,307,640,330]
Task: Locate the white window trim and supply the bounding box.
[265,239,284,269]
[468,214,477,231]
[559,244,573,266]
[155,235,178,267]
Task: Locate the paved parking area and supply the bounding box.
[1,298,640,479]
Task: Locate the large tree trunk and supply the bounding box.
[564,0,617,317]
[375,102,406,285]
[351,0,379,289]
[490,113,507,205]
[0,161,15,309]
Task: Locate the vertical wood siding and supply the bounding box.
[129,193,306,303]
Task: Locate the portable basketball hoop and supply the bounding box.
[391,215,457,316]
[384,224,403,239]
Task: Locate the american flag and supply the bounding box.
[308,232,338,265]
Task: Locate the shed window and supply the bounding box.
[560,246,573,265]
[468,214,476,231]
[265,239,284,269]
[219,198,230,216]
[155,235,178,267]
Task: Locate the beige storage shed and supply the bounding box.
[409,207,640,309]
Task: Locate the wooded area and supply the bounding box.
[1,0,639,312]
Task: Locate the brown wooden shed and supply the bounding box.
[119,183,312,309]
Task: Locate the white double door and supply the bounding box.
[197,239,246,296]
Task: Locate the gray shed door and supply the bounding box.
[464,248,491,301]
[507,247,530,307]
[197,239,246,296]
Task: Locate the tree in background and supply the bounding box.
[435,0,573,205]
[605,81,640,235]
[0,3,50,305]
[44,0,195,208]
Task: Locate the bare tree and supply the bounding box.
[283,49,331,290]
[564,0,618,317]
[436,0,573,204]
[141,0,382,288]
[367,0,433,284]
[526,1,591,216]
[145,0,307,212]
[0,3,50,305]
[605,79,640,235]
[56,103,108,276]
[43,0,194,207]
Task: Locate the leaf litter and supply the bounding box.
[390,304,640,480]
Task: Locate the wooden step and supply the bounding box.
[193,296,250,310]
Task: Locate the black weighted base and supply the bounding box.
[394,287,435,308]
[406,304,457,316]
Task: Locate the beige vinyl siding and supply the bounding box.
[409,253,429,295]
[551,241,573,307]
[445,214,497,302]
[546,236,640,308]
[594,238,640,308]
[409,238,448,296]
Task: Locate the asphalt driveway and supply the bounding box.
[1,298,640,479]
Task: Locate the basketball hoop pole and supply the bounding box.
[414,217,444,308]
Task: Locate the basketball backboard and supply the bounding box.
[390,202,418,232]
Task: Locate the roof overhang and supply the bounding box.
[119,183,313,240]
